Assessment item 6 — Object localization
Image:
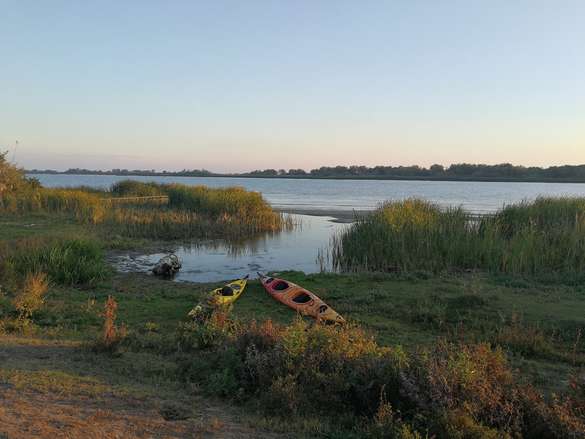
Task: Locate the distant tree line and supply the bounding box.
[27,168,215,177]
[25,163,585,183]
[245,163,585,182]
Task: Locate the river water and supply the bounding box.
[30,174,585,215]
[113,214,348,282]
[31,174,585,282]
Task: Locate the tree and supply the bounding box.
[0,151,28,197]
[430,164,445,175]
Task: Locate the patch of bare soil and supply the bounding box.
[0,339,275,439]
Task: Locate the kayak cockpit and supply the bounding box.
[273,281,289,291]
[220,286,234,296]
[292,292,312,304]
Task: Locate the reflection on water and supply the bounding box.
[112,214,349,283]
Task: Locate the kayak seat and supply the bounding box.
[220,286,234,296]
[292,292,312,304]
[273,281,289,291]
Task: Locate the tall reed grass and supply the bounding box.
[0,188,106,223]
[331,197,585,275]
[0,179,291,239]
[110,180,164,197]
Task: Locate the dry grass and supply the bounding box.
[12,272,49,320]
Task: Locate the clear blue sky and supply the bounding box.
[1,1,583,172]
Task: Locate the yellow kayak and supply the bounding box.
[188,275,248,317]
[210,274,249,306]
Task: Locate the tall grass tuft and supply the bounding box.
[12,272,49,320]
[6,238,110,286]
[331,197,585,276]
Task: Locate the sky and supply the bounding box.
[1,1,584,172]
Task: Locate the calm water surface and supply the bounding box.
[33,174,585,282]
[112,214,347,282]
[31,174,585,214]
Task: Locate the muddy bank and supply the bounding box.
[276,208,367,223]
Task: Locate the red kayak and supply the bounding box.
[258,273,345,324]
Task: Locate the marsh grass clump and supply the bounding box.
[100,182,291,239]
[332,197,585,276]
[110,180,164,197]
[1,187,106,223]
[331,199,477,273]
[1,176,290,240]
[5,238,110,286]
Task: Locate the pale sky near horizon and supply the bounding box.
[1,1,584,172]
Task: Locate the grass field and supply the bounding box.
[2,267,584,437]
[16,270,585,390]
[1,160,584,437]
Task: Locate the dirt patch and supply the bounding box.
[0,338,276,439]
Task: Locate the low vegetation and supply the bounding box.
[331,197,585,277]
[2,156,585,437]
[0,160,291,239]
[172,313,585,437]
[0,238,110,287]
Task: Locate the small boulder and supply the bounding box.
[152,254,182,277]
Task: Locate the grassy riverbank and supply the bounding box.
[1,212,584,436]
[1,157,584,437]
[1,268,584,437]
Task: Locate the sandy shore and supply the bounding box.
[275,207,370,223]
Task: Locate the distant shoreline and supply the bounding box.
[25,172,585,185]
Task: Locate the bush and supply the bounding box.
[0,151,30,198]
[174,315,585,437]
